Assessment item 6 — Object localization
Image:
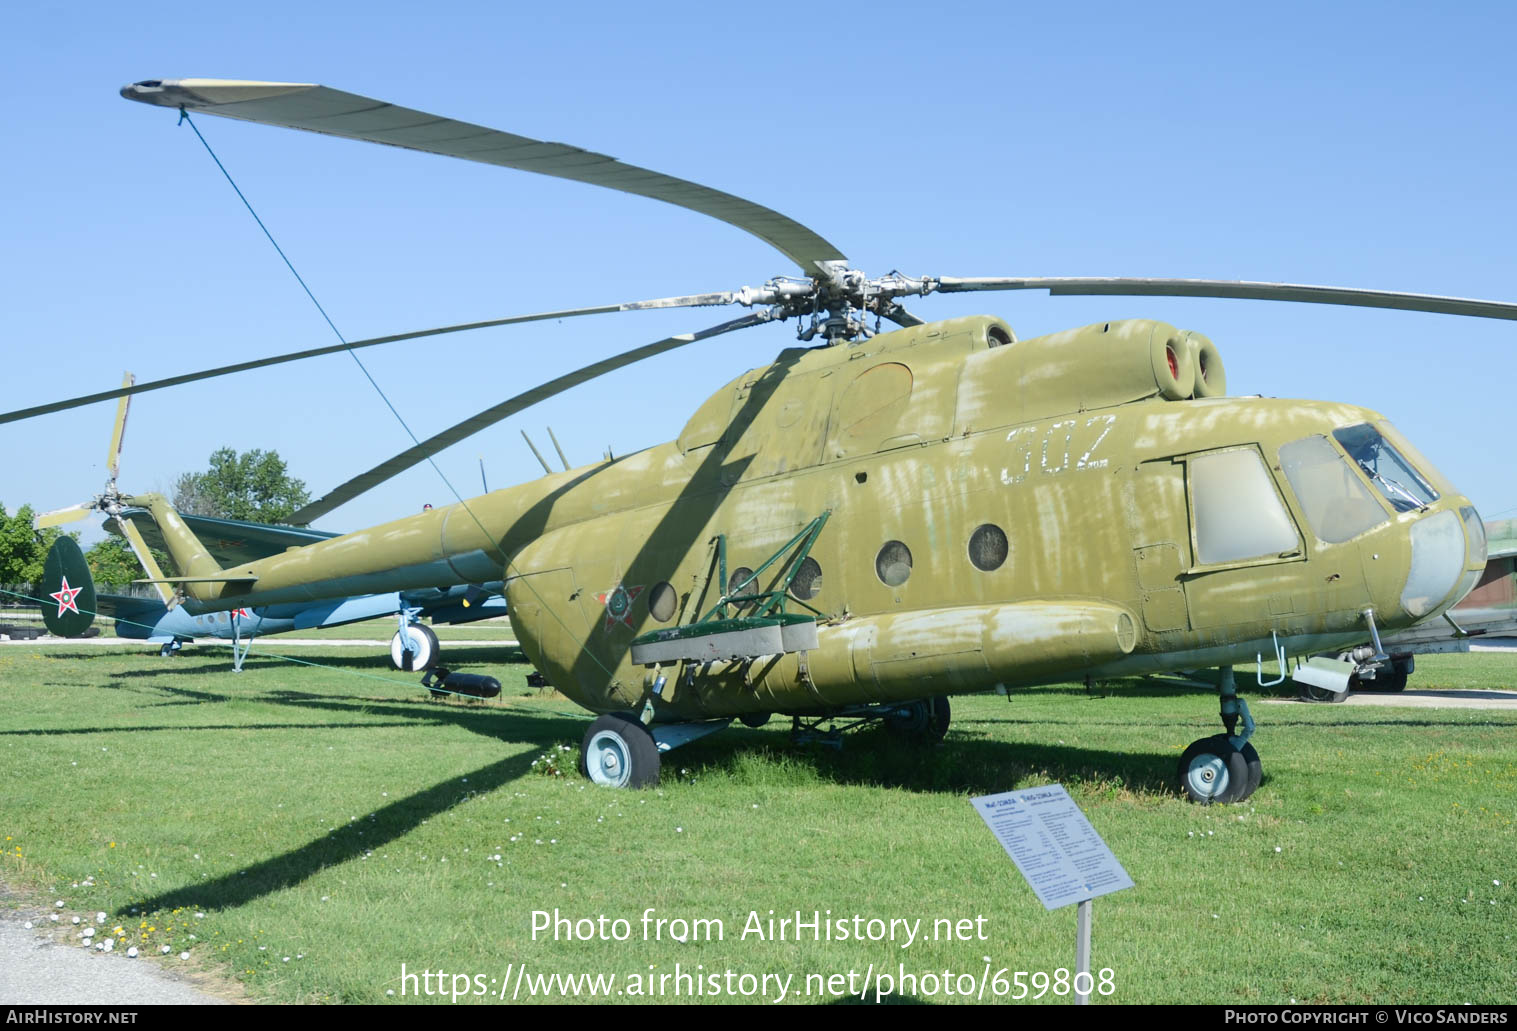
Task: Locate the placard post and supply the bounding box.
[1075,898,1092,1005]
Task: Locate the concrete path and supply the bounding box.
[1262,688,1517,710]
[1335,688,1517,709]
[0,903,231,1005]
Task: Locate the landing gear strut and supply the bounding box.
[1177,667,1261,804]
[790,697,952,749]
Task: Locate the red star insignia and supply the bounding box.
[595,582,644,631]
[50,576,83,617]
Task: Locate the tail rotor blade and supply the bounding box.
[114,514,175,606]
[34,504,94,529]
[107,372,135,482]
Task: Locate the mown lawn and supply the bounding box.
[1,643,1513,1004]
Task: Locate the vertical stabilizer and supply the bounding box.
[40,537,96,637]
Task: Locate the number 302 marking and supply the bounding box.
[1000,415,1116,486]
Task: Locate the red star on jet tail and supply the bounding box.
[50,577,83,617]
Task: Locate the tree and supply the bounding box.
[0,503,76,585]
[85,533,176,586]
[172,448,311,525]
[85,535,145,587]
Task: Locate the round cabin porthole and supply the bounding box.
[968,524,1009,572]
[876,541,913,587]
[728,566,755,610]
[790,557,822,600]
[648,581,677,622]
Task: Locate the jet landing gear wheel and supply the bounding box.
[390,624,439,671]
[885,696,951,744]
[579,714,660,789]
[1177,735,1252,804]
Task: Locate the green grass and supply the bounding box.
[1,644,1514,1005]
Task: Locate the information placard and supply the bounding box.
[971,784,1133,910]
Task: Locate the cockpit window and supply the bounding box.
[1279,435,1389,543]
[1190,448,1299,565]
[1332,423,1439,513]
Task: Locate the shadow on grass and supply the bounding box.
[0,720,426,737]
[124,748,543,916]
[673,727,1181,797]
[80,676,586,745]
[44,645,531,672]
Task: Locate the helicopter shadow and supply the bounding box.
[89,680,587,915]
[127,747,543,916]
[674,725,1181,797]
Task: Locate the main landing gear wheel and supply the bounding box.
[1177,735,1252,804]
[885,696,951,744]
[390,624,439,671]
[579,714,660,789]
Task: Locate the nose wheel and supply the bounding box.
[1177,667,1261,803]
[1177,735,1260,803]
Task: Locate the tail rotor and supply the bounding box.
[32,373,175,605]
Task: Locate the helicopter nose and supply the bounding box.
[1399,505,1484,619]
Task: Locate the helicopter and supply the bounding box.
[13,77,1517,801]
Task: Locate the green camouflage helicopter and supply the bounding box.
[13,79,1515,801]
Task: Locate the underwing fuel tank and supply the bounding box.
[668,601,1141,719]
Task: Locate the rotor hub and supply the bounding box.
[734,265,941,343]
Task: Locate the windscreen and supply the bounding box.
[1332,423,1439,513]
[1279,435,1388,543]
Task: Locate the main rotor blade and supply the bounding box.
[934,277,1517,321]
[0,293,742,427]
[122,79,846,275]
[106,372,134,482]
[289,311,773,524]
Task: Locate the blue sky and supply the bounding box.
[4,2,1514,540]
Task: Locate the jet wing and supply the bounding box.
[93,592,169,624]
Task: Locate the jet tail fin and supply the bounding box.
[40,537,96,637]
